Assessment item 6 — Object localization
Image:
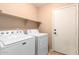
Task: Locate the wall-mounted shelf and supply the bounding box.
[0,10,41,24]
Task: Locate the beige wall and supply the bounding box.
[0,15,25,30]
[0,3,38,30]
[38,3,75,50]
[25,21,39,29]
[0,3,38,21]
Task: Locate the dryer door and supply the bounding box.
[0,38,35,55]
[37,35,48,55]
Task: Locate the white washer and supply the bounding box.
[0,30,35,55]
[27,29,48,55]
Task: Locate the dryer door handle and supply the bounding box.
[22,42,26,45]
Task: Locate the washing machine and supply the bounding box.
[27,29,48,55]
[0,30,35,55]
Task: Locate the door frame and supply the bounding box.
[51,4,78,54]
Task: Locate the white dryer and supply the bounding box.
[27,29,48,55]
[0,30,35,55]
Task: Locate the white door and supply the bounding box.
[53,5,78,55]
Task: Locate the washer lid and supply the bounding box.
[27,33,48,37]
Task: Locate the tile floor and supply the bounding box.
[48,50,65,55]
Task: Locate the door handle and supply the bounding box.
[54,29,56,31]
[54,32,56,34]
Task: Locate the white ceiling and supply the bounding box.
[32,3,49,7]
